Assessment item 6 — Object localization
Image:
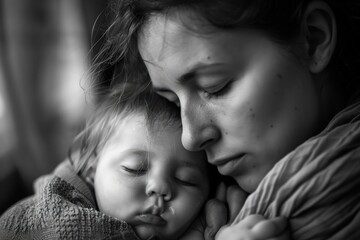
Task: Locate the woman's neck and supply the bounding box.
[316,70,347,131]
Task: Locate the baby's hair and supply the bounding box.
[91,0,360,101]
[69,82,181,183]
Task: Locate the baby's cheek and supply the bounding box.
[175,192,205,220]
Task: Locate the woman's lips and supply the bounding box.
[211,153,245,166]
[213,154,247,176]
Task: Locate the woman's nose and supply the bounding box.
[145,176,172,201]
[181,103,220,151]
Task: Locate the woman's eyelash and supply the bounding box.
[203,80,232,98]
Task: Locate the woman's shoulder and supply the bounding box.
[239,102,360,239]
[297,100,360,162]
[323,100,360,132]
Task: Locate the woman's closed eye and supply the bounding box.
[155,90,180,108]
[202,79,232,99]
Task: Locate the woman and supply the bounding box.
[93,0,360,239]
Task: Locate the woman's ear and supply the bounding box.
[303,0,337,73]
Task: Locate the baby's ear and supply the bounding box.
[302,1,337,73]
[85,165,96,186]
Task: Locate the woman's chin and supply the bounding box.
[235,176,261,193]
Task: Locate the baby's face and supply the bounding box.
[94,114,210,239]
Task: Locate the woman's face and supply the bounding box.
[138,14,321,193]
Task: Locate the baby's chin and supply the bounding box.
[134,225,166,240]
[134,225,181,240]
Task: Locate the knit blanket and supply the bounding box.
[234,102,360,239]
[0,160,141,240]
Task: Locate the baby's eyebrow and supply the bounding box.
[120,149,153,159]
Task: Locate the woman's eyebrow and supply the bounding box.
[152,62,225,92]
[178,62,224,83]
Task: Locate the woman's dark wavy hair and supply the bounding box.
[70,83,181,181]
[91,0,360,100]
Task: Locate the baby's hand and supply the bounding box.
[215,215,289,240]
[204,183,247,240]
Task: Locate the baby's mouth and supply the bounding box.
[139,204,175,225]
[138,213,166,226]
[140,194,175,225]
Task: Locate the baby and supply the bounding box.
[75,84,213,239]
[0,83,215,240]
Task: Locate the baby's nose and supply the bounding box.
[145,176,172,201]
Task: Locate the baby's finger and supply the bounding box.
[204,199,227,240]
[215,182,227,202]
[252,216,288,239]
[238,214,265,228]
[226,185,247,222]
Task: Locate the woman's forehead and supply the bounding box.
[139,10,217,58]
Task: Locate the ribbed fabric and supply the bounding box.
[235,101,360,239]
[0,160,141,240]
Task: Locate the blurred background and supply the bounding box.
[0,0,109,214]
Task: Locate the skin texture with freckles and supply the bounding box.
[139,13,323,193]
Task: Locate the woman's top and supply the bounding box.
[235,101,360,239]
